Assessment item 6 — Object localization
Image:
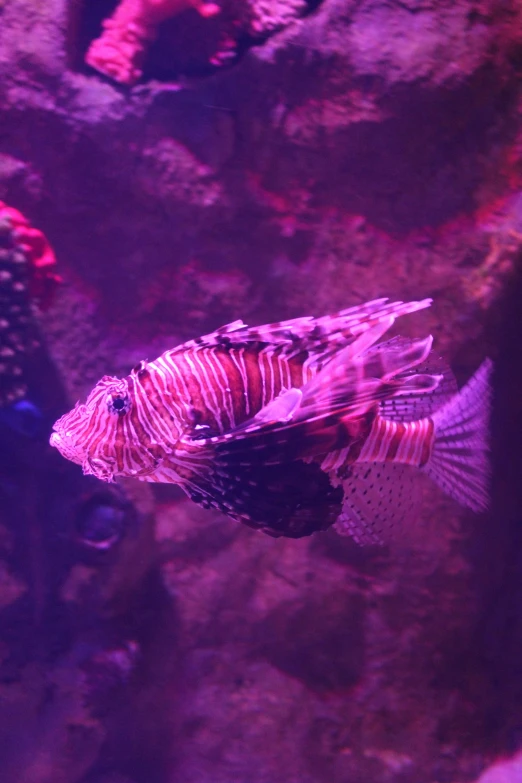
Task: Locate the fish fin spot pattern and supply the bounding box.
[334,462,422,546]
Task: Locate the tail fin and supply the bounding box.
[423,359,493,511]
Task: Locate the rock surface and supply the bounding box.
[1,0,522,782]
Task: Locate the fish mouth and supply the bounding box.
[50,428,114,482]
[49,429,83,466]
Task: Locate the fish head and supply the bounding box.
[50,373,164,482]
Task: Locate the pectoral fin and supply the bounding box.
[184,458,343,538]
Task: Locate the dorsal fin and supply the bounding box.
[377,339,458,421]
[167,298,432,368]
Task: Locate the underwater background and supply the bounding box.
[1,1,522,781]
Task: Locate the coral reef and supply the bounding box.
[0,202,60,308]
[1,0,522,781]
[0,201,59,406]
[246,0,306,35]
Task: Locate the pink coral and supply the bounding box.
[86,0,221,85]
[0,201,60,310]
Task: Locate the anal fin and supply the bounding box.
[334,462,422,546]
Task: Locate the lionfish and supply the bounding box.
[50,298,492,545]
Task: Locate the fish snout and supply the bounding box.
[50,428,70,454]
[49,431,61,449]
[49,428,84,466]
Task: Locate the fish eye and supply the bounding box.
[107,393,131,415]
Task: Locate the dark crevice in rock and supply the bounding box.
[68,0,119,73]
[258,594,366,692]
[467,253,522,757]
[231,60,519,234]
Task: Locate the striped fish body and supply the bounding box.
[50,298,492,543]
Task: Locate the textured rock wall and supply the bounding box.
[1,1,522,782]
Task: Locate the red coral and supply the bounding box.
[0,201,61,310]
[85,0,221,85]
